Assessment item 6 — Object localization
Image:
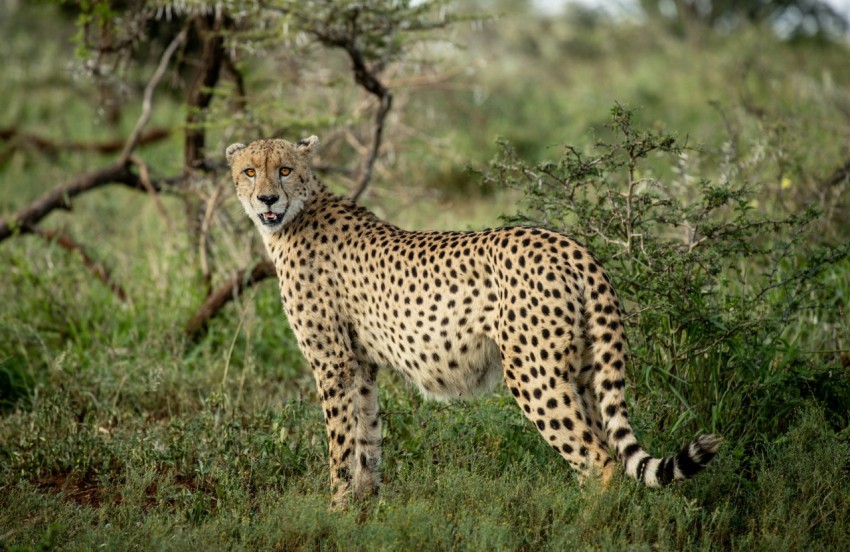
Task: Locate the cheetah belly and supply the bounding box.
[356,324,503,402]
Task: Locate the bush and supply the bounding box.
[480,104,850,445]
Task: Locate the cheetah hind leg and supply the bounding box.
[589,456,617,488]
[352,362,382,500]
[501,348,615,486]
[577,367,617,488]
[574,398,617,490]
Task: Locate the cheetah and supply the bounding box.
[226,136,720,507]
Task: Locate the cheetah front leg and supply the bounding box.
[310,354,360,509]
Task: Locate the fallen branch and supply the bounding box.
[185,260,276,340]
[24,226,128,302]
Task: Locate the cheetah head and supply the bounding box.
[225,136,319,234]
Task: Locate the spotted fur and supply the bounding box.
[226,137,721,506]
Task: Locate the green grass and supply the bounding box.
[2,2,850,550]
[2,381,848,550]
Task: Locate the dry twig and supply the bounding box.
[128,155,174,233]
[199,185,225,297]
[121,29,187,161]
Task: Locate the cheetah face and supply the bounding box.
[225,136,319,234]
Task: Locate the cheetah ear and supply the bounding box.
[225,143,246,165]
[295,135,319,156]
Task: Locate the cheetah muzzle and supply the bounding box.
[226,136,721,508]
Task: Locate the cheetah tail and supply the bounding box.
[594,353,722,485]
[616,433,722,486]
[585,273,721,485]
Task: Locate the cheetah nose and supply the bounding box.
[258,194,279,206]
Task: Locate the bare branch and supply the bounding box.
[0,161,192,244]
[0,27,208,240]
[185,260,276,340]
[121,29,187,161]
[339,41,393,202]
[0,162,135,243]
[350,93,393,202]
[307,27,394,202]
[128,155,174,233]
[0,28,190,243]
[0,127,170,156]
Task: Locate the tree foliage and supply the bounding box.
[4,0,461,331]
[638,0,849,39]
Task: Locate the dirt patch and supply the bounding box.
[32,470,218,513]
[33,472,105,508]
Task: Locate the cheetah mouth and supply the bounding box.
[258,210,285,226]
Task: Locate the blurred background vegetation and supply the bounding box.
[1,0,849,549]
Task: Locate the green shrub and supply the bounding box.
[480,104,850,445]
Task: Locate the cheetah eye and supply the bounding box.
[279,167,292,177]
[244,168,256,178]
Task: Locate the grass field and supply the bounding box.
[1,2,849,550]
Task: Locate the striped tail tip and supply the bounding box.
[634,434,722,487]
